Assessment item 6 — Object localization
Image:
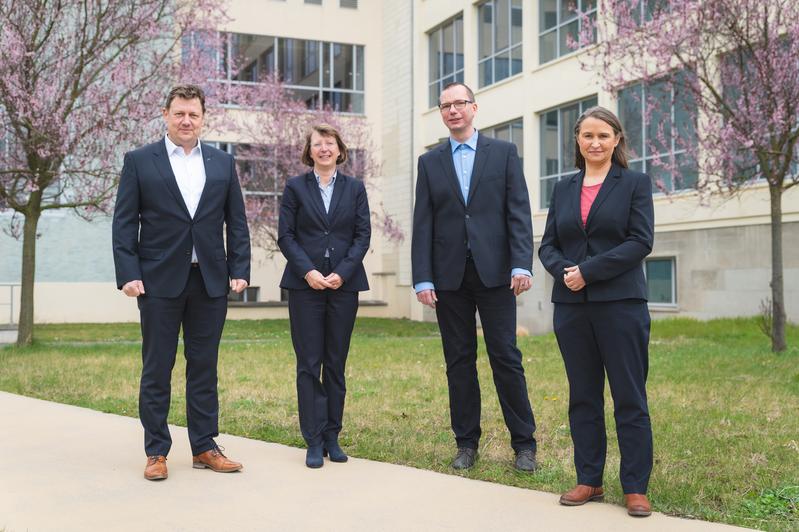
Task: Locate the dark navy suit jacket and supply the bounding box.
[411,135,533,290]
[278,171,370,292]
[538,164,654,303]
[112,140,251,298]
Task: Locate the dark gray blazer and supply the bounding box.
[277,171,371,291]
[538,164,654,303]
[411,135,533,290]
[112,140,251,298]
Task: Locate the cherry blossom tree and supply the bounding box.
[577,0,799,351]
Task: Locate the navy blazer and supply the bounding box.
[538,164,654,303]
[112,140,251,298]
[278,171,371,291]
[411,135,533,290]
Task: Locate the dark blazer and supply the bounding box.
[112,140,251,298]
[278,171,370,291]
[411,135,533,290]
[538,164,654,303]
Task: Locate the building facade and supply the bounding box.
[1,0,797,331]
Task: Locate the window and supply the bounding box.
[483,118,523,162]
[539,0,597,64]
[228,286,260,303]
[340,0,357,8]
[645,257,676,305]
[216,143,283,225]
[618,73,697,192]
[218,33,365,113]
[478,0,522,88]
[428,15,464,108]
[539,95,598,208]
[305,0,321,4]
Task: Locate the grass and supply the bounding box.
[1,317,797,530]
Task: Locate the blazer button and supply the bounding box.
[185,250,191,255]
[465,214,470,219]
[324,230,329,235]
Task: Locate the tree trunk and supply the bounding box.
[768,184,787,352]
[15,210,40,347]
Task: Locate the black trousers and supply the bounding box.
[434,258,536,452]
[553,300,652,494]
[288,283,359,447]
[137,267,228,456]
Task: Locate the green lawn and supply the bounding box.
[1,317,797,530]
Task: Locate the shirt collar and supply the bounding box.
[314,169,338,187]
[450,129,479,153]
[165,134,202,157]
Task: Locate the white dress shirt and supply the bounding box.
[165,134,206,263]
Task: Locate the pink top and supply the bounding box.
[581,183,603,227]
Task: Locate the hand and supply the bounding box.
[230,279,248,294]
[122,280,145,297]
[305,269,333,290]
[324,273,343,290]
[510,274,532,296]
[563,265,586,292]
[416,289,437,309]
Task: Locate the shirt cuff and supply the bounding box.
[511,268,532,278]
[414,281,435,293]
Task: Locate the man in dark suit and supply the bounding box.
[411,82,537,471]
[112,84,251,481]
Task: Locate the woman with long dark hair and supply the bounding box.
[539,107,655,517]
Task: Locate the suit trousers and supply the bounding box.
[434,258,536,452]
[288,278,359,446]
[553,299,652,494]
[137,266,228,456]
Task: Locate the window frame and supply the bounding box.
[213,32,366,114]
[427,14,465,109]
[644,256,677,307]
[477,0,523,88]
[538,0,597,65]
[618,74,698,193]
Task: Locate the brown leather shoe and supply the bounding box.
[559,484,604,506]
[625,493,652,517]
[144,455,167,481]
[193,446,243,473]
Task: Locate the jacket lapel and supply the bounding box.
[194,143,215,218]
[305,172,329,226]
[153,140,191,219]
[327,173,347,222]
[585,164,622,228]
[466,134,491,205]
[570,169,585,234]
[437,142,466,207]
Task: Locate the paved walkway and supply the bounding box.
[0,392,747,532]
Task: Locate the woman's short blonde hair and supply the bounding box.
[301,124,348,167]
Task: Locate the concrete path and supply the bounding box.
[0,392,747,532]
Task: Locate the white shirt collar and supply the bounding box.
[164,134,202,157]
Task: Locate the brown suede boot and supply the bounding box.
[144,455,167,481]
[559,485,604,506]
[193,446,243,473]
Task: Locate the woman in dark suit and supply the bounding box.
[277,124,371,468]
[539,107,655,517]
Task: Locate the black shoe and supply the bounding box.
[323,440,348,463]
[514,448,537,472]
[306,445,324,468]
[452,447,477,470]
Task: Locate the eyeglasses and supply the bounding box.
[439,100,473,112]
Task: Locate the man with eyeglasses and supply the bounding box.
[412,82,537,472]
